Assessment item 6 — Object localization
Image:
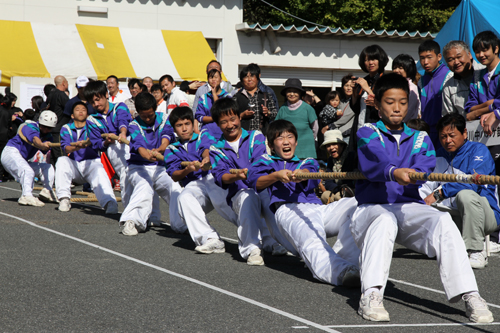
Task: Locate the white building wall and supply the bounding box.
[0,0,429,89]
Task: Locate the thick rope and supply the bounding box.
[101,133,130,145]
[75,191,96,197]
[18,124,91,148]
[180,161,212,171]
[228,170,500,185]
[70,197,122,203]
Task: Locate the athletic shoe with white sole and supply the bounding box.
[121,220,138,236]
[105,201,118,215]
[469,250,488,269]
[247,248,264,266]
[463,294,494,323]
[58,198,71,212]
[18,195,45,207]
[38,188,58,203]
[338,265,361,287]
[271,243,288,256]
[484,240,500,253]
[358,291,390,322]
[195,238,225,254]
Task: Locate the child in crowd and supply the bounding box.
[195,69,231,138]
[119,93,182,236]
[209,98,287,265]
[392,54,420,121]
[276,78,318,159]
[0,111,58,206]
[352,73,493,323]
[406,118,430,134]
[418,40,453,146]
[319,91,343,134]
[151,83,167,114]
[248,120,360,286]
[55,102,118,214]
[164,106,237,249]
[84,80,132,193]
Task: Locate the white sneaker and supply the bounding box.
[469,251,488,269]
[247,248,264,266]
[18,196,45,207]
[121,220,138,236]
[195,238,225,254]
[58,198,71,212]
[271,243,288,256]
[338,265,361,287]
[38,188,58,203]
[105,201,118,215]
[484,240,500,253]
[358,291,390,322]
[463,294,494,323]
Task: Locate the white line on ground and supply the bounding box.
[326,322,500,328]
[212,227,500,310]
[0,211,340,333]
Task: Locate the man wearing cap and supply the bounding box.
[63,76,96,118]
[320,130,353,204]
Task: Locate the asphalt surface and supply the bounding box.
[0,181,499,333]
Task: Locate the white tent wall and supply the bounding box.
[0,0,244,81]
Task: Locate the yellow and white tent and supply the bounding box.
[0,20,219,85]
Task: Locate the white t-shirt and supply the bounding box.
[488,62,499,84]
[228,139,240,154]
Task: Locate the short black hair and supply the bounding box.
[72,101,88,114]
[84,81,108,101]
[359,45,388,73]
[392,54,417,81]
[266,119,298,151]
[247,63,261,76]
[151,83,162,93]
[135,92,157,112]
[23,108,36,121]
[437,113,466,134]
[472,30,500,54]
[179,81,190,93]
[324,91,340,105]
[31,95,44,112]
[169,106,194,126]
[211,98,240,124]
[239,65,260,82]
[341,73,354,87]
[128,78,141,90]
[373,73,409,102]
[159,74,174,85]
[418,40,441,56]
[106,75,119,84]
[406,119,430,133]
[43,84,56,98]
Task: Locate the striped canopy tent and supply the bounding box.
[0,20,222,85]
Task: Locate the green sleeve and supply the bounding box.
[307,104,317,124]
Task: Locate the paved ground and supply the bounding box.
[0,181,499,333]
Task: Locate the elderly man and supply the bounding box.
[442,41,483,118]
[106,75,130,105]
[46,75,69,167]
[420,114,500,269]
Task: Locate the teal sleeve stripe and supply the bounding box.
[357,132,382,149]
[425,150,436,156]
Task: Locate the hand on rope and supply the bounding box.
[18,124,91,148]
[100,133,130,145]
[228,169,500,186]
[180,161,212,171]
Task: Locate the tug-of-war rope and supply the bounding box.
[23,132,499,187]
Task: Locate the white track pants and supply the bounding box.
[178,173,237,245]
[55,156,116,209]
[351,202,478,301]
[275,198,359,285]
[119,164,181,230]
[232,188,279,259]
[107,140,129,205]
[1,146,54,197]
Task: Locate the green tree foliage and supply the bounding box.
[243,0,461,33]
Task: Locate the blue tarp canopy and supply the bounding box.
[434,0,500,59]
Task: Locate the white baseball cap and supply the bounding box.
[76,76,89,88]
[321,129,347,149]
